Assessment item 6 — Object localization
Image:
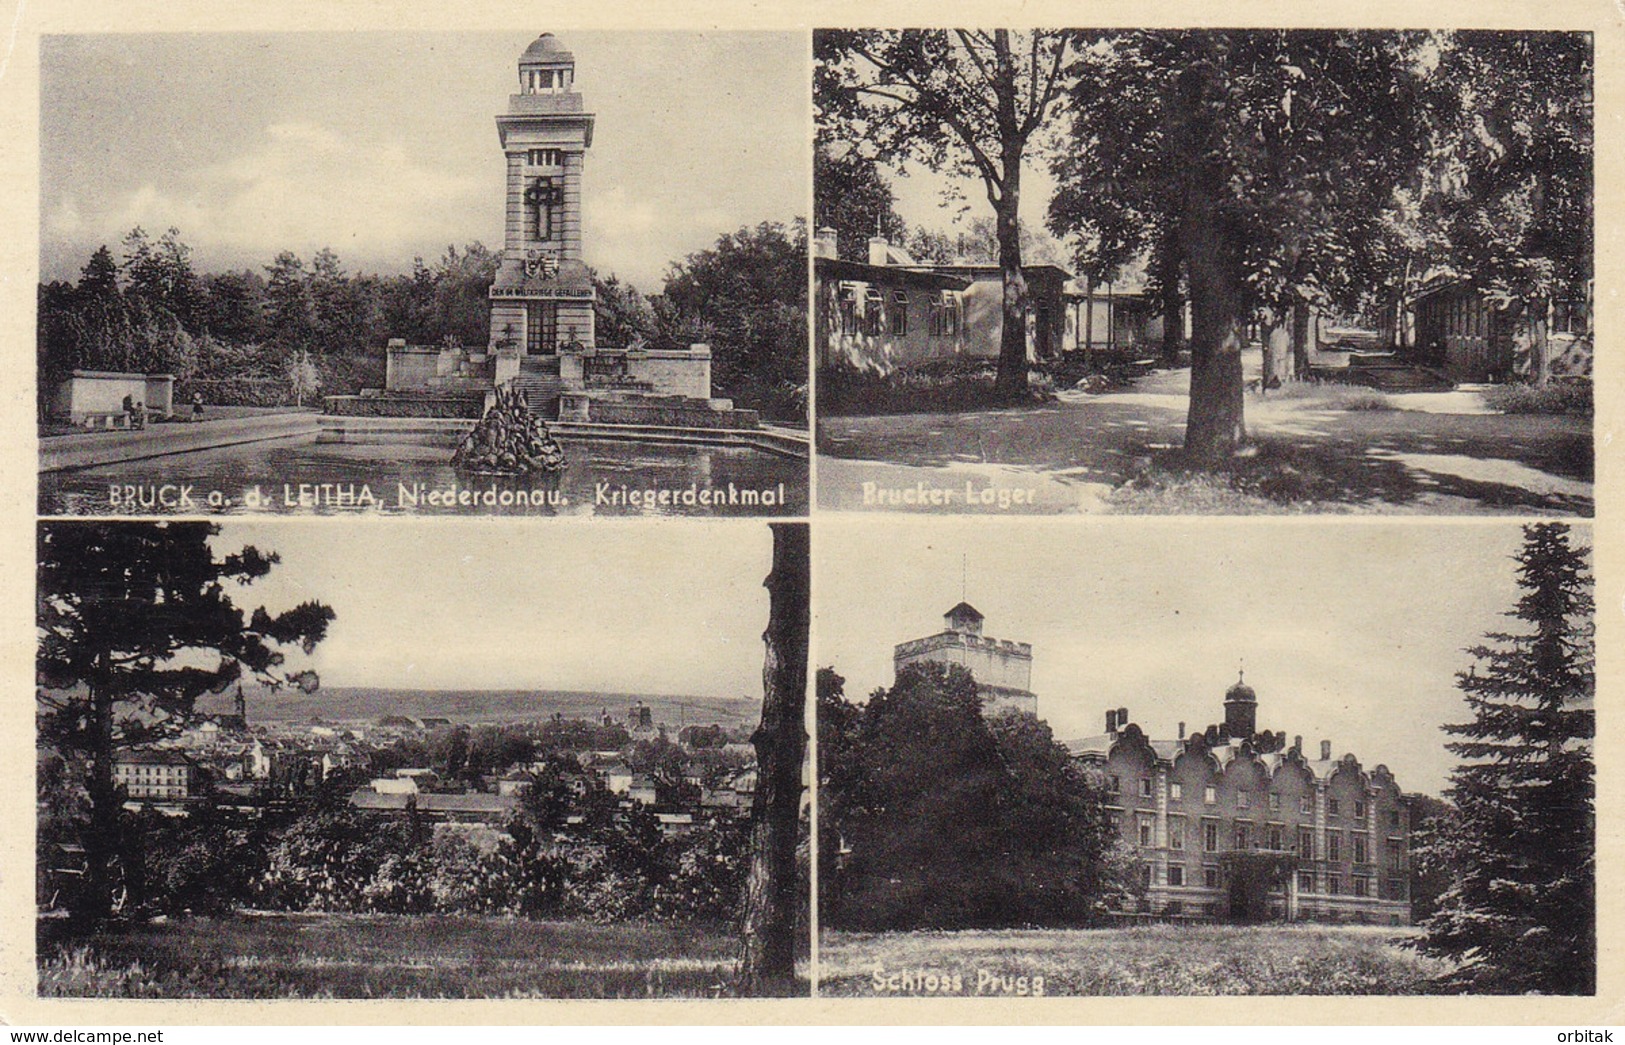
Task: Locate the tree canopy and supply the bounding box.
[817,29,1079,400]
[37,522,335,920]
[820,660,1114,930]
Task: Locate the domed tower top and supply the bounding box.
[1223,669,1257,737]
[518,33,576,94]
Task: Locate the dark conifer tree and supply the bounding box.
[1419,523,1595,994]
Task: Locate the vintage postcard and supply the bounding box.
[34,31,810,518]
[2,0,1620,1033]
[33,519,809,999]
[815,518,1596,998]
[813,30,1594,517]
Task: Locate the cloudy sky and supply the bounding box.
[211,520,774,702]
[40,31,808,290]
[815,520,1589,796]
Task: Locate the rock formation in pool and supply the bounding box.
[451,382,566,475]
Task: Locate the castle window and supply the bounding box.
[1237,790,1250,809]
[1387,849,1403,873]
[1269,792,1281,811]
[1299,828,1315,856]
[1168,865,1184,887]
[1388,809,1402,830]
[1109,774,1120,793]
[890,291,909,336]
[1203,822,1218,852]
[1140,777,1152,799]
[1386,877,1406,901]
[1327,875,1342,896]
[1328,797,1340,817]
[1354,799,1366,820]
[527,148,565,167]
[1204,867,1219,889]
[1354,837,1369,864]
[1169,821,1184,850]
[1138,821,1152,847]
[1170,782,1183,801]
[863,289,885,336]
[1268,826,1283,851]
[1298,871,1315,893]
[1353,876,1370,898]
[1327,834,1342,862]
[1203,785,1216,805]
[1300,796,1312,815]
[1233,824,1248,850]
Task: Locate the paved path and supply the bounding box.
[817,364,1592,515]
[41,413,321,473]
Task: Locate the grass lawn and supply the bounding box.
[819,924,1453,996]
[38,912,800,999]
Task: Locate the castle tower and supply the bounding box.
[489,33,597,356]
[893,602,1036,717]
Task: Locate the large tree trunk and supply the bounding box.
[1172,63,1246,463]
[1531,299,1551,387]
[82,672,118,924]
[991,165,1030,401]
[1159,244,1184,367]
[1179,190,1247,462]
[737,522,809,996]
[1290,299,1311,378]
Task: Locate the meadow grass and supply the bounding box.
[39,913,761,998]
[819,923,1453,996]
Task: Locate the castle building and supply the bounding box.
[893,602,1037,717]
[1067,674,1412,925]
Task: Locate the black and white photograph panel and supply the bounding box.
[39,32,809,516]
[815,519,1594,996]
[36,520,810,997]
[813,30,1592,515]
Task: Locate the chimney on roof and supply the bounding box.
[868,235,891,267]
[1106,709,1118,734]
[814,226,838,260]
[1321,739,1332,761]
[1117,707,1128,730]
[1294,734,1303,754]
[1178,721,1186,740]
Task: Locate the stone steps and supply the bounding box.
[512,373,564,418]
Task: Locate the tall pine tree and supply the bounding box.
[1420,523,1594,994]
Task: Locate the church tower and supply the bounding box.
[488,33,597,357]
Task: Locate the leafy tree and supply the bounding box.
[1418,523,1594,993]
[1425,32,1592,385]
[1050,31,1434,460]
[817,30,1079,400]
[812,141,909,263]
[591,269,658,348]
[201,270,268,345]
[263,251,315,348]
[822,660,1112,930]
[658,220,808,423]
[36,522,334,921]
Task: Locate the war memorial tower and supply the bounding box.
[366,33,760,431]
[488,33,597,355]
